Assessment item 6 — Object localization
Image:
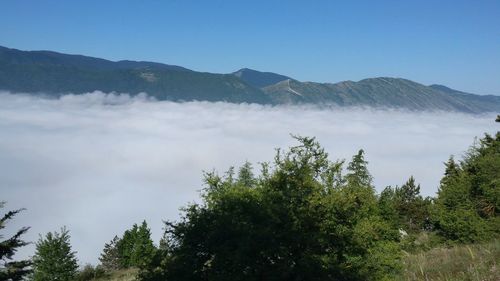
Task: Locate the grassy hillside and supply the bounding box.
[91,268,138,281]
[88,241,499,281]
[402,240,499,281]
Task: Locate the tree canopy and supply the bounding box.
[0,202,31,281]
[32,227,79,281]
[139,136,401,281]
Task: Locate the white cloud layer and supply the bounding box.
[0,91,497,265]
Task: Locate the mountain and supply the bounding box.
[232,68,291,88]
[1,45,499,113]
[0,46,270,104]
[263,78,500,113]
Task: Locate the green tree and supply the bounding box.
[99,235,121,271]
[139,136,401,281]
[130,221,156,267]
[115,221,156,269]
[0,202,31,281]
[346,149,373,188]
[432,133,500,243]
[237,161,255,187]
[395,176,430,232]
[32,227,78,281]
[116,224,138,268]
[75,264,105,281]
[378,186,400,229]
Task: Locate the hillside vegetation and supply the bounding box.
[402,239,499,281]
[79,240,500,281]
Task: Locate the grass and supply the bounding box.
[92,268,138,281]
[402,239,499,281]
[88,241,499,281]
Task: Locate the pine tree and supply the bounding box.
[378,187,400,228]
[346,149,373,187]
[394,176,429,232]
[0,202,31,281]
[32,227,78,281]
[116,224,138,268]
[99,235,121,271]
[237,161,255,187]
[130,221,156,267]
[115,222,157,268]
[432,133,500,242]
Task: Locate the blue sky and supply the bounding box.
[1,0,499,94]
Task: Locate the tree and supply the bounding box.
[0,202,31,281]
[346,149,373,188]
[395,176,430,232]
[130,221,156,267]
[432,133,500,243]
[237,161,255,187]
[75,264,105,281]
[116,224,138,268]
[378,186,400,229]
[139,136,401,281]
[115,221,156,269]
[99,235,121,271]
[32,227,79,281]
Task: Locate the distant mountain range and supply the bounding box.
[1,45,499,113]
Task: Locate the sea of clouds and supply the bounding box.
[0,91,498,264]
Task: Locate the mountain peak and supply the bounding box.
[1,45,499,113]
[232,68,292,88]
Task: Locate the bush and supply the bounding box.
[76,264,106,281]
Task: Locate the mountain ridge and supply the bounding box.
[0,45,499,113]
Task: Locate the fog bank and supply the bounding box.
[0,91,497,264]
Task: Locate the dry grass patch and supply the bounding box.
[402,240,499,281]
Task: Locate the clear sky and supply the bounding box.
[1,0,499,94]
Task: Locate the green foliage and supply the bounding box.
[130,221,156,267]
[99,236,121,271]
[75,264,106,281]
[0,202,31,281]
[112,221,156,269]
[116,226,137,268]
[139,136,401,281]
[91,268,138,281]
[346,149,373,188]
[378,177,431,234]
[431,133,500,243]
[32,227,79,281]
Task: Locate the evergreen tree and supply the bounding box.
[99,235,121,271]
[394,176,430,232]
[32,227,78,281]
[130,221,156,267]
[346,149,373,188]
[378,187,401,229]
[116,224,138,268]
[114,222,156,269]
[237,161,255,187]
[432,133,499,242]
[0,202,31,281]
